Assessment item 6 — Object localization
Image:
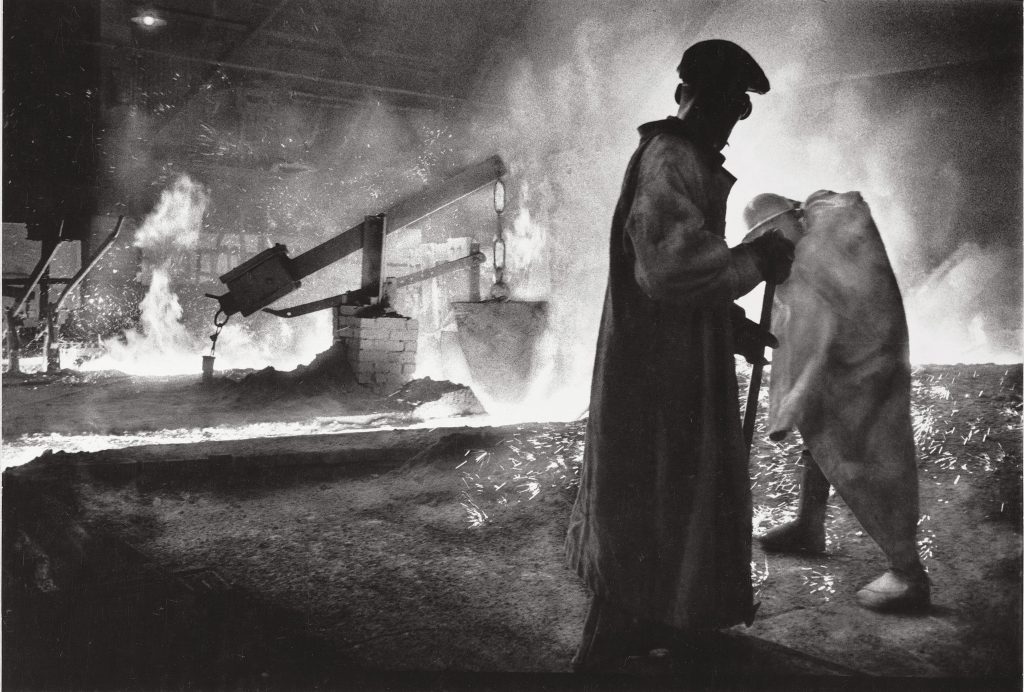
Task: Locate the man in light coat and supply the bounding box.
[565,40,794,672]
[744,191,931,613]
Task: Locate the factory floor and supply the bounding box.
[2,364,1021,690]
[1,349,483,469]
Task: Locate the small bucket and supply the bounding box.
[201,355,216,383]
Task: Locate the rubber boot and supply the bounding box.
[758,451,829,554]
[856,565,931,613]
[857,544,931,613]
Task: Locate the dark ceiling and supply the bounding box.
[102,0,533,112]
[2,0,536,232]
[99,0,536,168]
[3,0,1020,238]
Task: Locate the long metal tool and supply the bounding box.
[743,282,776,452]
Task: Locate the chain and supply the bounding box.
[493,207,506,287]
[209,309,229,356]
[491,189,509,301]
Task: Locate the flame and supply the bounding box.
[903,243,1021,364]
[82,267,198,374]
[80,175,332,376]
[503,198,549,301]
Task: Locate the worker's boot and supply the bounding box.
[758,451,829,554]
[857,555,931,613]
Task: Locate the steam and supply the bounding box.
[82,176,209,374]
[83,175,331,375]
[454,6,707,415]
[458,0,1020,418]
[83,2,1018,415]
[725,73,1020,364]
[133,176,208,257]
[903,243,1021,364]
[498,193,550,301]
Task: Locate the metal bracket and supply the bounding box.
[265,251,485,319]
[207,155,506,317]
[261,287,374,318]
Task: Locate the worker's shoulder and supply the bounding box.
[638,131,711,172]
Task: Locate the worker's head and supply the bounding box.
[674,40,769,151]
[742,193,804,244]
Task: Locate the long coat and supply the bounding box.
[566,118,762,631]
[767,190,919,562]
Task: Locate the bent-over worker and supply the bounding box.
[744,191,930,613]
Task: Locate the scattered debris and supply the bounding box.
[391,377,486,418]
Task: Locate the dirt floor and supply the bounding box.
[2,363,1021,689]
[1,346,484,468]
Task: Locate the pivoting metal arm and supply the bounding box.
[264,250,486,318]
[208,155,507,317]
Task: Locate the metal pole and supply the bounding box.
[43,313,60,373]
[743,282,776,452]
[467,241,481,302]
[5,310,22,374]
[9,238,61,318]
[5,236,61,374]
[361,215,386,301]
[40,270,60,373]
[53,216,124,312]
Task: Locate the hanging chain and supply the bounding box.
[493,208,506,287]
[490,179,509,301]
[209,309,229,356]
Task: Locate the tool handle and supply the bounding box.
[743,282,776,452]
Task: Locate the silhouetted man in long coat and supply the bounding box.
[566,40,794,672]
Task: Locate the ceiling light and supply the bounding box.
[131,10,166,29]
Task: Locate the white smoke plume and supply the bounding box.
[94,2,1015,410]
[458,0,1020,420]
[133,176,208,256]
[83,175,331,375]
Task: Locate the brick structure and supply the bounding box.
[333,312,419,393]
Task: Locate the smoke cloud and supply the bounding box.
[84,175,331,375]
[456,0,1020,418]
[85,1,1019,411]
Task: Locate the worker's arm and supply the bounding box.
[624,136,762,308]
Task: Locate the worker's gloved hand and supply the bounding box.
[730,304,778,366]
[745,229,795,284]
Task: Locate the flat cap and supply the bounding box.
[678,39,770,94]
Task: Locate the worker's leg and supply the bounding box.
[854,518,929,613]
[800,434,930,613]
[846,439,930,612]
[758,450,829,554]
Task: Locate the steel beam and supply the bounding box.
[86,42,475,106]
[52,216,124,313]
[288,155,506,279]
